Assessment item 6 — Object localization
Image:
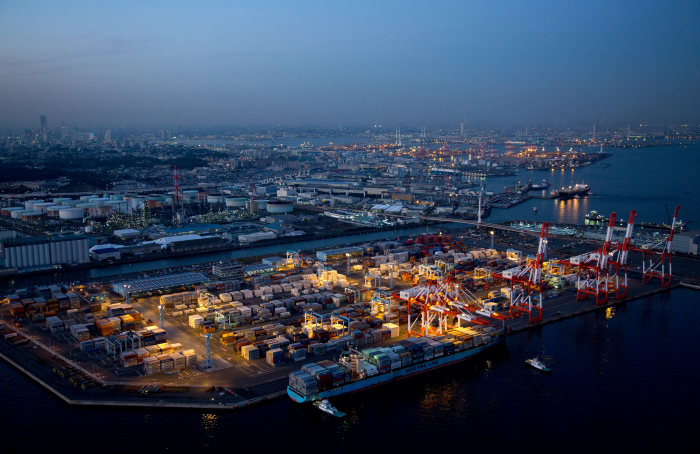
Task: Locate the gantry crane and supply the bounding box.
[569,213,617,305]
[608,210,637,299]
[496,222,549,323]
[635,205,680,288]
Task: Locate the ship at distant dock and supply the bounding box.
[550,183,590,200]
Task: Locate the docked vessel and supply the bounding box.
[584,210,606,226]
[530,180,550,190]
[525,358,551,373]
[550,183,590,199]
[288,327,504,403]
[314,399,346,417]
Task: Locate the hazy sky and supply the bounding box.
[1,0,699,128]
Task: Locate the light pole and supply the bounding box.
[489,230,495,249]
[124,284,130,305]
[346,253,351,276]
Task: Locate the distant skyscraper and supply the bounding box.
[104,129,112,143]
[460,122,465,137]
[40,115,47,131]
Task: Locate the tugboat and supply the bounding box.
[525,358,552,373]
[314,399,346,418]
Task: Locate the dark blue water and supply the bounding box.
[487,144,700,225]
[2,289,698,452]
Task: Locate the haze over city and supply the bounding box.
[2,0,699,128]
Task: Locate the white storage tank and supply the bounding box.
[52,197,72,204]
[20,211,43,221]
[225,197,247,207]
[182,190,199,201]
[46,206,63,217]
[266,201,294,213]
[59,207,85,220]
[24,199,45,211]
[207,195,225,204]
[33,202,56,213]
[1,207,24,217]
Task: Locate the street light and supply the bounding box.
[489,230,495,249]
[346,253,351,275]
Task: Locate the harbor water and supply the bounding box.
[487,144,700,225]
[1,288,697,452]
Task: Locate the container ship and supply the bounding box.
[288,326,504,403]
[550,183,590,200]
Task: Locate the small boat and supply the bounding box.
[526,358,551,373]
[532,206,538,213]
[314,399,346,418]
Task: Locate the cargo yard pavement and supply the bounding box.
[1,275,692,410]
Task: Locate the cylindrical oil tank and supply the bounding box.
[58,207,85,219]
[79,195,98,201]
[145,197,163,208]
[91,197,111,205]
[33,202,55,213]
[46,205,63,217]
[266,201,294,213]
[20,211,43,222]
[182,190,198,201]
[86,203,104,217]
[24,199,44,210]
[52,197,72,204]
[257,199,269,210]
[225,197,248,208]
[2,207,24,216]
[207,195,225,204]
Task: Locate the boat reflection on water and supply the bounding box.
[555,196,589,224]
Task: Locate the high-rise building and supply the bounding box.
[40,115,47,131]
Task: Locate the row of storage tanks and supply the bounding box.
[2,195,129,220]
[1,194,293,221]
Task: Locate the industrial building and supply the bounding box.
[212,260,245,280]
[316,246,364,261]
[0,235,90,269]
[238,231,276,243]
[672,231,699,255]
[112,272,209,297]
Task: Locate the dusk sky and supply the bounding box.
[1,0,699,128]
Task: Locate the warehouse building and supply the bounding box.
[0,234,90,269]
[316,246,364,261]
[112,272,209,297]
[212,260,244,280]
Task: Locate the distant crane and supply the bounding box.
[172,165,182,224]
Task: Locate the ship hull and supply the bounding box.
[288,338,502,403]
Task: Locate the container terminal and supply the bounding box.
[0,206,698,410]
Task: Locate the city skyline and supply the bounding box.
[1,1,699,128]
